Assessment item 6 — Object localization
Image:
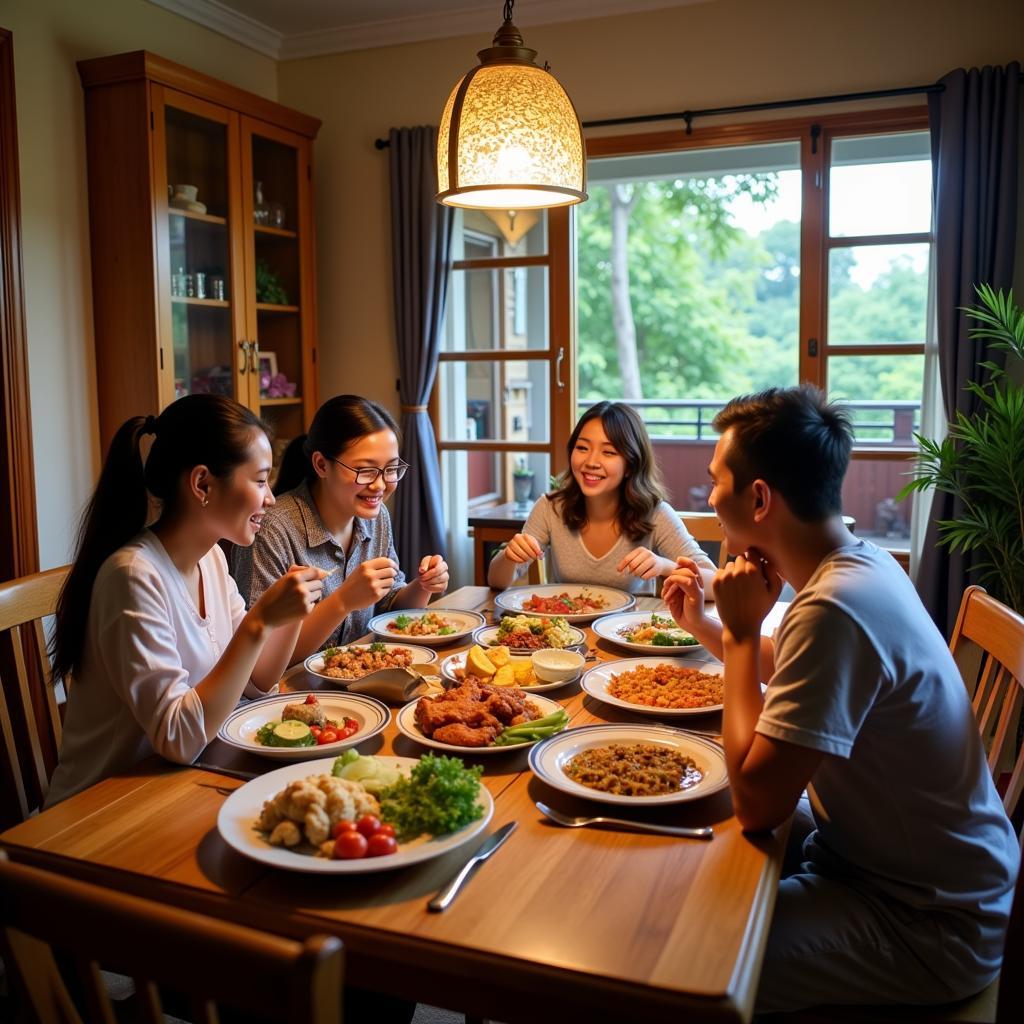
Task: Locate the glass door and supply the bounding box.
[152,87,246,409]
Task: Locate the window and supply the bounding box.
[578,110,930,558]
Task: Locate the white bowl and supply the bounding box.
[531,648,586,683]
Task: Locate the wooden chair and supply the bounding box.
[0,851,344,1024]
[678,511,729,568]
[0,566,69,824]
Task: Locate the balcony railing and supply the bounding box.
[577,398,921,446]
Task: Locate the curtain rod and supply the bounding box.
[373,74,1022,149]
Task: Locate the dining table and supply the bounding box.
[0,586,789,1023]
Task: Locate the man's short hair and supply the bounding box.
[712,386,854,522]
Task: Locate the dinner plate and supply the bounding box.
[580,657,724,716]
[528,723,728,806]
[368,608,486,646]
[216,756,494,873]
[439,652,579,693]
[395,693,565,754]
[493,584,636,624]
[217,691,390,761]
[470,623,587,656]
[304,642,437,682]
[591,611,705,656]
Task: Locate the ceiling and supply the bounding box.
[145,0,709,61]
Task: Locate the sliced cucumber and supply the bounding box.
[269,720,315,748]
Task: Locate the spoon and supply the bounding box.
[535,801,713,839]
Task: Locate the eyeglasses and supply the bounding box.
[329,458,409,485]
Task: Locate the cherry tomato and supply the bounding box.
[304,693,319,705]
[339,725,357,739]
[343,717,359,731]
[331,820,357,839]
[309,725,322,738]
[366,833,398,857]
[355,814,381,838]
[375,823,396,839]
[317,729,339,745]
[333,831,368,859]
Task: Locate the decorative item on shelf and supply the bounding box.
[171,265,186,297]
[512,456,534,506]
[194,272,207,299]
[258,351,297,398]
[210,276,226,301]
[269,201,286,229]
[255,258,289,304]
[436,0,586,211]
[253,180,270,225]
[190,365,232,396]
[169,183,207,214]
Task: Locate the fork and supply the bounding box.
[536,801,713,839]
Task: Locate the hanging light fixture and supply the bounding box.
[436,0,587,210]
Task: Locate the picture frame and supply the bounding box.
[258,350,278,395]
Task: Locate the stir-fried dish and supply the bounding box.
[320,642,414,679]
[495,614,577,651]
[608,663,724,710]
[387,611,458,637]
[564,743,703,796]
[522,590,609,614]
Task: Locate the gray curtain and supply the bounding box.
[388,126,454,573]
[917,63,1020,636]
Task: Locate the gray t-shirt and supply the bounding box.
[230,480,405,646]
[758,540,1018,974]
[515,495,715,594]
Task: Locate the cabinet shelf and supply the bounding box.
[260,396,303,406]
[171,296,229,308]
[256,303,300,314]
[169,208,227,226]
[255,224,298,239]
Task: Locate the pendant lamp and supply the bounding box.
[436,0,587,210]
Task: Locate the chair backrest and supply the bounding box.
[949,585,1024,826]
[678,512,729,569]
[0,566,69,823]
[0,851,344,1024]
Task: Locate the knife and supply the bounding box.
[427,821,517,912]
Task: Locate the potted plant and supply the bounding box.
[512,457,534,505]
[900,285,1024,613]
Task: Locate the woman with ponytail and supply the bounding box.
[231,395,448,659]
[47,395,324,805]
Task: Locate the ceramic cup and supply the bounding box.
[172,184,198,202]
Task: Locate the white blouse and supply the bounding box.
[47,530,254,805]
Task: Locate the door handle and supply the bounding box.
[249,340,260,374]
[555,346,565,392]
[238,340,250,374]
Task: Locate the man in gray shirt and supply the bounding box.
[664,386,1018,1012]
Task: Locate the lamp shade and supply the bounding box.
[436,14,586,210]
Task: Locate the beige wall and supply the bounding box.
[4,0,276,569]
[276,0,1024,422]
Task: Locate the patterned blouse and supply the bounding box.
[230,479,405,647]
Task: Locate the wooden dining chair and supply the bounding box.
[0,566,69,825]
[678,511,729,568]
[0,851,344,1024]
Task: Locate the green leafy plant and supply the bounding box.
[513,457,533,478]
[254,258,289,305]
[899,285,1024,612]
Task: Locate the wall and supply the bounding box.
[3,0,277,569]
[275,0,1024,423]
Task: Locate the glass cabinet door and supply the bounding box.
[154,89,247,408]
[241,117,311,445]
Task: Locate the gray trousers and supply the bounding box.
[754,798,999,1013]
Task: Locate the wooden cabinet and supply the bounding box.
[78,51,321,451]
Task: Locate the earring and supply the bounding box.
[201,496,209,508]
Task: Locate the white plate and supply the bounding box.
[580,657,724,716]
[368,608,486,646]
[217,691,390,761]
[439,652,579,693]
[493,584,636,624]
[216,756,494,873]
[396,693,565,754]
[592,611,705,655]
[470,623,587,655]
[304,643,438,682]
[528,723,728,806]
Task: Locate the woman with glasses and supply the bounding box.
[231,395,448,659]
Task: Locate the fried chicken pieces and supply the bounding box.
[414,679,540,747]
[257,775,380,855]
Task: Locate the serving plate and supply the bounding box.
[439,652,579,693]
[304,642,437,682]
[580,657,724,717]
[216,756,494,873]
[395,693,565,755]
[591,611,705,656]
[217,691,390,761]
[493,584,635,624]
[528,723,728,806]
[470,623,587,656]
[368,608,485,647]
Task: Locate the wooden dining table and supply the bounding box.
[0,587,788,1023]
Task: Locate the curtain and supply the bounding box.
[388,126,454,574]
[916,63,1020,636]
